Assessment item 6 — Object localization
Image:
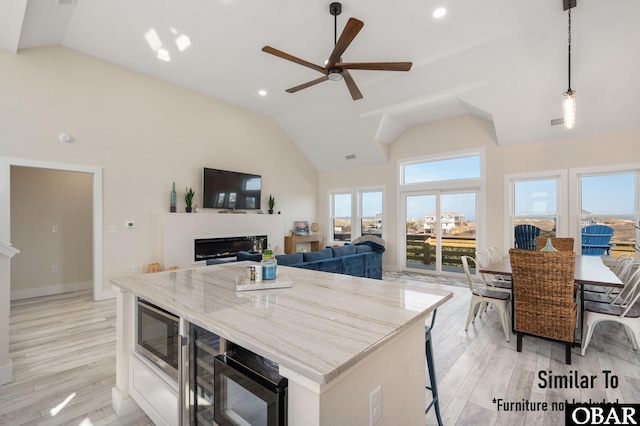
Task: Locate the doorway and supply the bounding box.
[400,190,477,275]
[0,157,105,301]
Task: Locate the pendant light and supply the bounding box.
[563,4,576,129]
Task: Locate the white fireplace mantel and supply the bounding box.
[161,213,285,269]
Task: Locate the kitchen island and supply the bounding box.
[110,262,452,425]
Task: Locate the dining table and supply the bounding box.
[478,254,623,346]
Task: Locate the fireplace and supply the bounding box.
[194,235,267,262]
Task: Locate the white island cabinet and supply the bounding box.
[110,262,452,425]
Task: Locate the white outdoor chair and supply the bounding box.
[581,267,640,356]
[462,255,511,342]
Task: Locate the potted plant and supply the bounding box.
[267,194,275,214]
[185,187,195,213]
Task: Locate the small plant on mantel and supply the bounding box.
[267,194,275,214]
[185,187,195,213]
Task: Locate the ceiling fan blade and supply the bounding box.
[336,62,413,71]
[262,46,326,74]
[327,18,364,68]
[343,70,363,100]
[285,75,329,93]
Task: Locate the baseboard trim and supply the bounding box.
[0,360,13,385]
[10,281,92,301]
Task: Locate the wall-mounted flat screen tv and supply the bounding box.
[202,168,262,210]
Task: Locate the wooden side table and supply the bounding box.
[284,235,323,254]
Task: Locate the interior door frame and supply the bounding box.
[0,157,107,301]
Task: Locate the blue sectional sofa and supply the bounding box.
[234,241,384,280]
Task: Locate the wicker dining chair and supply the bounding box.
[509,249,577,364]
[534,237,575,252]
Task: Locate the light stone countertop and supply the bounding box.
[110,262,453,385]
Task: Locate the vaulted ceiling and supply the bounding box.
[2,0,639,171]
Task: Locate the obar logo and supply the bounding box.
[566,403,640,425]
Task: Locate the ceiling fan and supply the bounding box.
[262,2,412,100]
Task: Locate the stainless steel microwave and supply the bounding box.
[136,298,179,380]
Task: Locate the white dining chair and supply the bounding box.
[474,251,511,293]
[581,267,640,356]
[462,256,511,342]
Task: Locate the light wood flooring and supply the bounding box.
[384,271,640,425]
[0,290,151,426]
[1,275,639,426]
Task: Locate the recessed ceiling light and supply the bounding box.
[258,90,267,96]
[433,8,446,18]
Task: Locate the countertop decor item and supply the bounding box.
[185,187,195,213]
[540,238,558,252]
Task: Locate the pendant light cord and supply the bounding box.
[567,7,572,91]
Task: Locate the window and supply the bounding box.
[514,179,558,238]
[507,166,638,256]
[402,154,480,185]
[330,192,352,242]
[579,172,637,257]
[329,188,384,243]
[360,191,383,237]
[399,150,484,275]
[507,172,566,249]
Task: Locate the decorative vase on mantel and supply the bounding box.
[170,182,177,213]
[540,238,558,252]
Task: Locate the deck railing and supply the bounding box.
[406,234,476,267]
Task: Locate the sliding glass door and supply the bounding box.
[402,190,477,274]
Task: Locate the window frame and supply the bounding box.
[505,170,568,250]
[569,163,640,257]
[398,148,486,275]
[328,186,385,245]
[399,150,483,189]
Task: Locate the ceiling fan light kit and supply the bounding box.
[261,2,412,100]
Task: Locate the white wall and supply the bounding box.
[0,46,319,294]
[319,115,640,270]
[10,166,93,299]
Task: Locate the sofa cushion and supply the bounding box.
[332,244,357,257]
[355,244,373,254]
[237,251,262,262]
[275,252,304,266]
[296,257,342,274]
[303,248,333,262]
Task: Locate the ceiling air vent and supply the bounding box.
[345,154,357,160]
[550,118,564,126]
[56,0,76,5]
